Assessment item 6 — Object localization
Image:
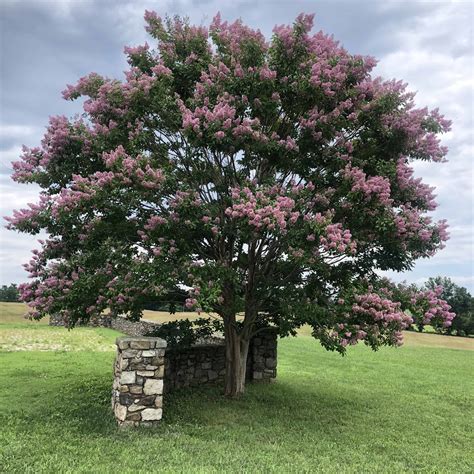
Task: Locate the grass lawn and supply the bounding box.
[0,303,473,473]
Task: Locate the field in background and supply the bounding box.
[1,302,473,351]
[0,301,473,472]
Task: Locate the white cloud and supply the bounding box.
[0,124,39,139]
[372,1,473,291]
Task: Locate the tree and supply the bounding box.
[425,277,473,336]
[0,284,19,302]
[6,12,455,396]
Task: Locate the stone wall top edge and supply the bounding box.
[165,342,226,352]
[116,336,167,346]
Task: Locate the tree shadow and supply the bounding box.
[9,367,387,439]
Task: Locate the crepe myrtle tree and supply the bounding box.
[7,12,455,396]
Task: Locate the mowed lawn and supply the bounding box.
[0,303,473,473]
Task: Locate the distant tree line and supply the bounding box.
[0,284,20,302]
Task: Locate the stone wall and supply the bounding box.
[164,342,226,391]
[112,329,278,427]
[112,337,166,428]
[162,328,277,391]
[249,328,278,381]
[49,313,161,336]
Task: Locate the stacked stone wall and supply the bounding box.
[249,328,278,381]
[112,329,278,426]
[49,313,161,335]
[164,343,227,391]
[112,337,166,427]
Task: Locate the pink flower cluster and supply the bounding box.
[124,42,150,59]
[299,100,354,141]
[320,223,356,254]
[328,322,370,348]
[102,146,165,189]
[352,292,413,331]
[380,95,451,163]
[396,158,437,211]
[169,190,203,210]
[273,13,315,53]
[273,14,376,98]
[5,193,49,231]
[181,99,237,133]
[144,215,168,231]
[151,63,172,77]
[411,286,455,328]
[51,172,115,216]
[185,286,202,311]
[12,116,87,183]
[344,164,392,206]
[62,72,104,100]
[123,68,157,96]
[225,186,299,233]
[393,206,448,252]
[210,12,267,57]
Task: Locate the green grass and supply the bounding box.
[0,303,473,473]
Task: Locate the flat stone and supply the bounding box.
[129,385,143,395]
[128,362,147,371]
[140,395,156,406]
[116,338,130,350]
[120,371,136,385]
[144,379,163,395]
[145,365,158,370]
[141,350,157,357]
[121,350,139,359]
[116,336,166,348]
[114,403,127,421]
[128,404,146,413]
[119,393,135,406]
[154,397,163,408]
[155,366,165,377]
[130,340,153,350]
[141,408,162,421]
[136,371,155,377]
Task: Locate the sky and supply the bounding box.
[0,0,473,291]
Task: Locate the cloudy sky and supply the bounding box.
[0,0,472,291]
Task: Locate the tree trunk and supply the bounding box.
[224,324,250,397]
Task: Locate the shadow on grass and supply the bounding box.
[7,371,383,440]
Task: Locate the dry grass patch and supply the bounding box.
[0,327,118,352]
[403,330,474,350]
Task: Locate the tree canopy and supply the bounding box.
[7,12,455,395]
